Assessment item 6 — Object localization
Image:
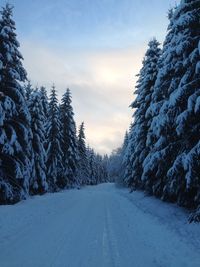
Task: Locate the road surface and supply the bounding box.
[0,183,200,267]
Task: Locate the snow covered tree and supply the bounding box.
[87,147,108,185]
[77,122,90,185]
[29,90,48,194]
[0,4,32,203]
[125,39,161,191]
[140,9,178,198]
[24,80,33,102]
[95,153,108,184]
[122,131,129,152]
[46,86,63,191]
[101,155,109,183]
[40,86,49,119]
[39,86,49,148]
[108,131,129,185]
[60,88,78,187]
[136,1,200,214]
[87,147,96,184]
[161,0,200,209]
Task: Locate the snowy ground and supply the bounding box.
[0,183,200,267]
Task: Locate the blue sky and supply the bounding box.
[3,0,177,154]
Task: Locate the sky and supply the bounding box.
[2,0,177,154]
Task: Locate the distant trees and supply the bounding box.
[123,0,200,221]
[76,123,108,185]
[108,132,129,185]
[86,146,108,185]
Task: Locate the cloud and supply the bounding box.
[20,39,146,154]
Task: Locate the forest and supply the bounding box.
[0,0,200,223]
[109,0,200,222]
[0,4,108,205]
[1,1,200,266]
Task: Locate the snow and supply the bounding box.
[0,183,200,267]
[195,61,200,74]
[194,95,200,113]
[198,40,200,55]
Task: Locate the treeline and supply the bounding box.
[118,0,200,222]
[0,4,108,204]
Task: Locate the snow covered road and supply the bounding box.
[0,183,200,267]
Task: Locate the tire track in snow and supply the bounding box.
[102,199,120,267]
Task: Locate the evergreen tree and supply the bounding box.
[125,39,161,191]
[29,90,48,194]
[46,86,63,191]
[107,131,129,185]
[141,9,177,198]
[24,80,33,102]
[122,131,129,152]
[161,0,200,208]
[60,88,78,187]
[0,4,31,203]
[95,154,108,184]
[39,86,49,148]
[77,122,89,185]
[123,123,136,187]
[130,1,200,221]
[102,155,109,183]
[40,86,49,119]
[87,147,96,185]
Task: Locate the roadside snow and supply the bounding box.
[0,183,200,267]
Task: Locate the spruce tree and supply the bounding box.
[138,10,176,199]
[122,131,129,152]
[77,122,89,185]
[29,90,48,194]
[40,86,49,119]
[60,88,78,187]
[0,4,31,203]
[87,147,96,185]
[39,86,49,148]
[46,86,63,191]
[123,123,136,187]
[141,9,177,198]
[125,39,161,191]
[140,1,200,208]
[161,0,200,208]
[24,80,33,102]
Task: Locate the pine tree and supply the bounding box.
[138,1,200,211]
[122,131,129,152]
[46,86,63,191]
[39,86,49,148]
[125,39,161,191]
[107,131,129,185]
[40,86,49,119]
[29,90,48,194]
[60,88,78,187]
[77,122,89,185]
[24,80,33,102]
[160,0,200,208]
[0,4,31,203]
[87,147,96,185]
[123,124,135,187]
[95,154,108,184]
[140,9,177,198]
[102,155,109,183]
